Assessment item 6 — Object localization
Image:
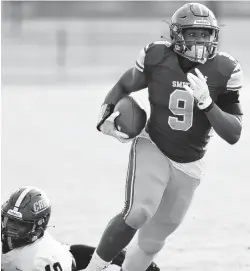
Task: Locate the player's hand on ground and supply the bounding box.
[99,111,131,143]
[184,68,213,110]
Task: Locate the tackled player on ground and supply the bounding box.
[1,186,160,271]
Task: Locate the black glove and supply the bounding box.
[96,104,115,131]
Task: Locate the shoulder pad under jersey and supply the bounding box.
[135,40,171,72]
[215,52,243,92]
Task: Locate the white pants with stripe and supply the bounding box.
[122,131,203,256]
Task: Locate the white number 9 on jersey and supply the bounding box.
[168,89,194,131]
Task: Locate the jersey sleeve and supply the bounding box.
[226,62,243,92]
[135,45,149,72]
[216,55,243,115]
[216,90,243,115]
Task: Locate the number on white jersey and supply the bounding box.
[45,262,63,271]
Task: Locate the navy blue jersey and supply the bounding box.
[135,41,243,163]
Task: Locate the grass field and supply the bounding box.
[1,19,250,270]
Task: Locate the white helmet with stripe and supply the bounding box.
[1,186,51,251]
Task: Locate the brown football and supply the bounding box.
[114,96,147,138]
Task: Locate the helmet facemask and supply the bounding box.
[170,23,219,64]
[1,212,50,250]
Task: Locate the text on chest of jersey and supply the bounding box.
[172,76,208,89]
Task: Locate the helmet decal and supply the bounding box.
[12,186,37,212]
[7,209,22,219]
[33,198,50,214]
[193,20,211,25]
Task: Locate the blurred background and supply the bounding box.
[1,2,250,269]
[2,1,250,86]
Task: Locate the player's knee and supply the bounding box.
[138,221,182,254]
[138,238,165,255]
[168,220,181,232]
[161,220,182,237]
[124,207,152,229]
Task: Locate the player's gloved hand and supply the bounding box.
[97,103,115,131]
[184,68,214,111]
[97,104,131,143]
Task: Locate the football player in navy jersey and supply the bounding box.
[85,3,243,271]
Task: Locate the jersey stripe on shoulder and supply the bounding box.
[218,52,243,92]
[226,62,243,92]
[153,40,171,47]
[135,47,146,72]
[134,40,171,72]
[135,60,144,72]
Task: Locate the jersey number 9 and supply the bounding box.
[168,89,194,131]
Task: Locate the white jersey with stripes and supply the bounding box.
[1,232,74,271]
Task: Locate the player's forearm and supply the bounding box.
[205,104,242,144]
